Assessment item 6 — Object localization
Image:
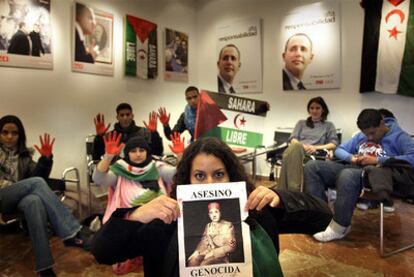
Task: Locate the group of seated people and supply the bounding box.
[1,85,413,276]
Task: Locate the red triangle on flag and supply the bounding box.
[194,91,227,139]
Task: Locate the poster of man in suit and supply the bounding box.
[72,2,114,76]
[216,18,262,94]
[281,1,341,91]
[0,0,52,69]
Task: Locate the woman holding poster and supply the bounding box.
[92,137,332,276]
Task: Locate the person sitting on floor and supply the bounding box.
[278,96,338,191]
[0,115,91,277]
[304,109,414,242]
[91,137,332,276]
[92,103,164,160]
[92,131,182,274]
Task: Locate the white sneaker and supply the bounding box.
[383,204,395,213]
[313,223,351,242]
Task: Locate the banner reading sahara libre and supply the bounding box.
[281,1,341,90]
[72,2,114,76]
[177,182,253,277]
[360,0,414,97]
[0,0,52,69]
[201,91,268,148]
[164,28,188,82]
[125,15,157,79]
[216,18,262,94]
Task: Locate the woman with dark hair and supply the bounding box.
[278,96,339,191]
[92,137,332,277]
[0,115,90,277]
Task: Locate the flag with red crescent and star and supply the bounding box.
[360,0,414,97]
[195,90,268,148]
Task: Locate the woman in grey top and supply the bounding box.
[279,96,338,191]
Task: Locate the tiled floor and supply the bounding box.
[1,179,414,276]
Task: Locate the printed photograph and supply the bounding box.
[183,198,244,267]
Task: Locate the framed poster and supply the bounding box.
[216,18,262,94]
[0,0,52,69]
[177,182,253,277]
[125,14,157,79]
[280,1,341,91]
[164,28,188,82]
[72,2,114,76]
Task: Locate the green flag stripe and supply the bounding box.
[398,1,414,97]
[125,16,137,76]
[203,127,263,148]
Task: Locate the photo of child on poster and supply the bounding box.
[72,2,114,76]
[0,0,52,69]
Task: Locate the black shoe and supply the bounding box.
[38,268,56,277]
[64,227,93,251]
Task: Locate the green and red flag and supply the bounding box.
[195,90,268,148]
[125,15,157,79]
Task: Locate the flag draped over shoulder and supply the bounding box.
[194,91,227,139]
[360,0,414,97]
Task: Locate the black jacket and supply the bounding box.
[92,122,164,160]
[92,189,332,276]
[163,112,194,142]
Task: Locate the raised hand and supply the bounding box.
[143,111,158,132]
[157,107,170,126]
[103,131,124,156]
[34,133,55,158]
[94,113,111,136]
[169,132,185,154]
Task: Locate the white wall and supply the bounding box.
[1,0,413,181]
[0,0,198,181]
[195,0,414,176]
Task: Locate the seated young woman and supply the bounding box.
[0,115,90,277]
[279,96,339,191]
[92,137,332,277]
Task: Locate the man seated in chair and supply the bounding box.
[92,103,164,161]
[304,109,414,242]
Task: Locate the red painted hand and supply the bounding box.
[94,113,111,136]
[34,133,55,158]
[169,132,185,154]
[158,107,170,126]
[103,131,124,155]
[143,111,158,132]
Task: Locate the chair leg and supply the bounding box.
[380,202,414,258]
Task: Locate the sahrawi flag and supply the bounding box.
[125,15,157,79]
[360,0,414,97]
[195,91,268,148]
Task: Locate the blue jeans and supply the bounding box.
[303,160,363,227]
[0,177,81,271]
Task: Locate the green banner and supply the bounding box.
[203,127,263,148]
